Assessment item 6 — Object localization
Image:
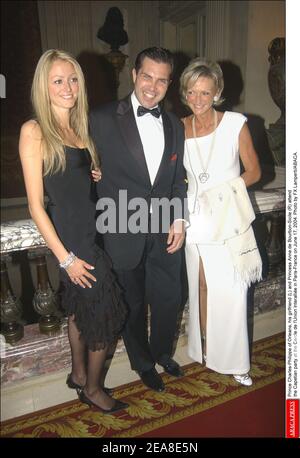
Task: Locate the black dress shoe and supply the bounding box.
[161,360,184,378]
[79,390,129,414]
[66,374,113,395]
[139,368,165,392]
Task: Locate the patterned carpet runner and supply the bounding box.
[1,333,285,438]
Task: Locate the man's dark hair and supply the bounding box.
[135,47,174,77]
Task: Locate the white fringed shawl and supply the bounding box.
[186,176,262,287]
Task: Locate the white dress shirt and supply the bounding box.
[131,92,187,229]
[131,92,164,185]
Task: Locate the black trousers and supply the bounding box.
[115,232,183,373]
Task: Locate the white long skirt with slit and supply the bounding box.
[185,242,250,374]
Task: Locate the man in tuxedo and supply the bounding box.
[90,47,187,392]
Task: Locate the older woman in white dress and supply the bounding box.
[180,58,262,386]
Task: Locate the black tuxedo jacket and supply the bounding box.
[90,94,187,270]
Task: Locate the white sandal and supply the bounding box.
[233,373,253,386]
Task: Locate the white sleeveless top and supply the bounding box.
[183,111,247,215]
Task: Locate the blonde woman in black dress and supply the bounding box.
[19,49,128,413]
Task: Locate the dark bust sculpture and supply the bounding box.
[97,7,128,88]
[266,37,285,166]
[97,7,128,51]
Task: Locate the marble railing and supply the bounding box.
[0,172,285,345]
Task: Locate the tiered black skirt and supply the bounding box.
[60,246,127,351]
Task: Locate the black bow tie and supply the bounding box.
[137,105,161,118]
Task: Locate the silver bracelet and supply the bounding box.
[59,252,76,269]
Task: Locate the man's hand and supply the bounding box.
[91,168,102,182]
[167,220,185,254]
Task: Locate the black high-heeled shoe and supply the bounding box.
[79,390,129,414]
[66,374,113,395]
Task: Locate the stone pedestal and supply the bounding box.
[1,313,187,389]
[1,320,70,386]
[0,319,124,387]
[253,272,285,315]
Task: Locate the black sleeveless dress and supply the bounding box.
[43,146,127,351]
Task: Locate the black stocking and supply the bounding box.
[85,346,115,409]
[68,315,86,386]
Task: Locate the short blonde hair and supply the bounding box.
[31,49,99,175]
[179,58,224,107]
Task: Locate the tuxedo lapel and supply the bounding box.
[153,111,173,187]
[116,96,151,186]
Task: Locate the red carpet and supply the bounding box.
[1,333,285,438]
[141,379,285,437]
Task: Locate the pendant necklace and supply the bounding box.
[192,109,218,183]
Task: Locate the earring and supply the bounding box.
[213,96,218,102]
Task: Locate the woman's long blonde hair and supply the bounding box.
[31,49,99,175]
